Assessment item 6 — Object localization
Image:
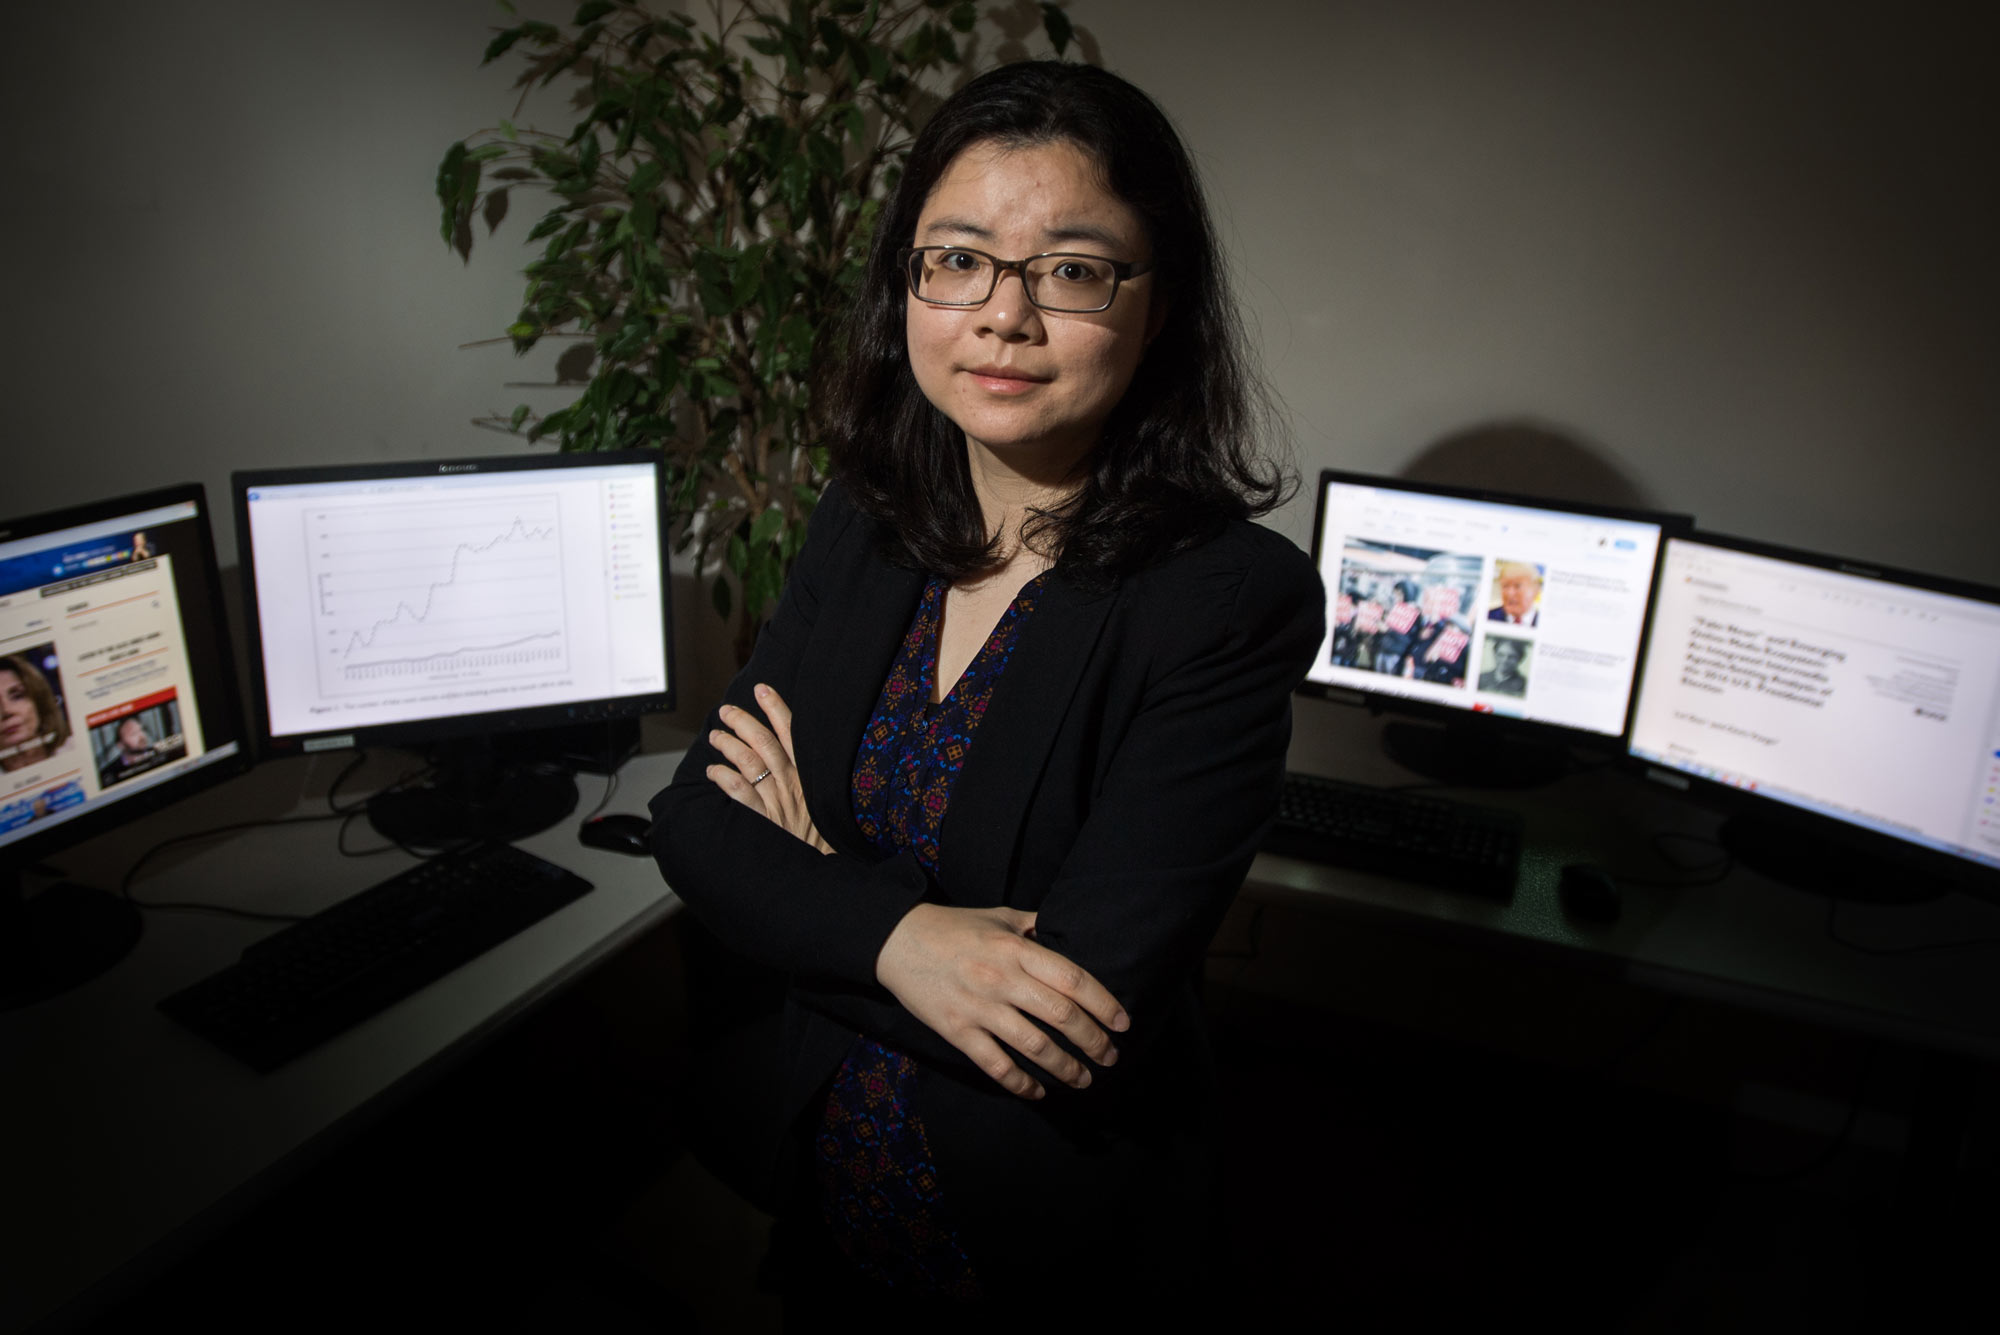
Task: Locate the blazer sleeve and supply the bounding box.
[648,486,932,986]
[791,533,1326,1080]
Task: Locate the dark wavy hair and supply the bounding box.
[813,60,1291,580]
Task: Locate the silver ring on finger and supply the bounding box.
[751,769,772,785]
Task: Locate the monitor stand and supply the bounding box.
[2,870,143,1011]
[1380,719,1571,789]
[1718,812,1950,905]
[367,736,579,848]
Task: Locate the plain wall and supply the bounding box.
[6,1,1993,720]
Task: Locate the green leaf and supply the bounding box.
[749,507,784,548]
[507,321,538,339]
[465,142,509,163]
[629,195,658,242]
[499,118,517,141]
[627,160,665,196]
[435,140,470,244]
[725,533,749,576]
[711,574,732,620]
[510,403,531,430]
[730,247,764,308]
[948,1,976,33]
[526,407,570,443]
[573,0,615,23]
[744,547,782,618]
[781,516,808,561]
[482,26,528,64]
[1041,2,1073,55]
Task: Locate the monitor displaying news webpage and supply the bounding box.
[0,499,236,850]
[1303,477,1667,739]
[241,460,669,742]
[1629,538,2000,872]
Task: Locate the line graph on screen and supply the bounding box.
[305,495,570,695]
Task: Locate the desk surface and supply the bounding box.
[0,747,684,1334]
[8,710,1999,1330]
[1262,699,2000,1064]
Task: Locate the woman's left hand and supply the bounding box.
[706,683,833,854]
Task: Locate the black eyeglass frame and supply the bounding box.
[898,245,1156,314]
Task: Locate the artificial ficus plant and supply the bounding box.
[438,0,1079,662]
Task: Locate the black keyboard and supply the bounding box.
[1262,771,1524,900]
[159,841,593,1072]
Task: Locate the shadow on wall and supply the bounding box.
[1400,420,1653,511]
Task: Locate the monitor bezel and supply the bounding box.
[0,481,252,872]
[1624,528,2000,899]
[1296,468,1693,758]
[231,449,678,762]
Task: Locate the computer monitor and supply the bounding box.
[2,483,251,1008]
[1628,533,2000,904]
[1298,470,1688,785]
[233,449,675,847]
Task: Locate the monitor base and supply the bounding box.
[368,743,579,848]
[1380,719,1572,789]
[1719,813,1950,905]
[3,876,144,1012]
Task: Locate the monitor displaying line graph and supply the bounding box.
[307,494,570,695]
[234,452,672,747]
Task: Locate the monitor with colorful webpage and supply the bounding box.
[1298,470,1686,783]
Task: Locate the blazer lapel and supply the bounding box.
[796,553,924,852]
[939,568,1117,904]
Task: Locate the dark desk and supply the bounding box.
[8,708,1995,1330]
[0,747,685,1334]
[1254,700,2000,1067]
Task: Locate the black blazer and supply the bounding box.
[651,483,1324,1282]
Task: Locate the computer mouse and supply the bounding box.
[579,813,653,856]
[1557,862,1621,923]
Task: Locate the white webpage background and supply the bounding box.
[1630,542,2000,855]
[1306,483,1661,736]
[246,467,667,739]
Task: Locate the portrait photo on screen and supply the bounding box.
[1478,634,1533,697]
[89,691,187,789]
[1488,559,1545,628]
[1,643,76,775]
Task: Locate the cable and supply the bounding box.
[322,748,375,817]
[120,811,344,921]
[579,769,621,823]
[119,749,420,918]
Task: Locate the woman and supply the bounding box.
[650,61,1324,1317]
[1,653,70,772]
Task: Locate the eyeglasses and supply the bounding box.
[900,246,1154,314]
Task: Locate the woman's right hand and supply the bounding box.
[874,902,1130,1100]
